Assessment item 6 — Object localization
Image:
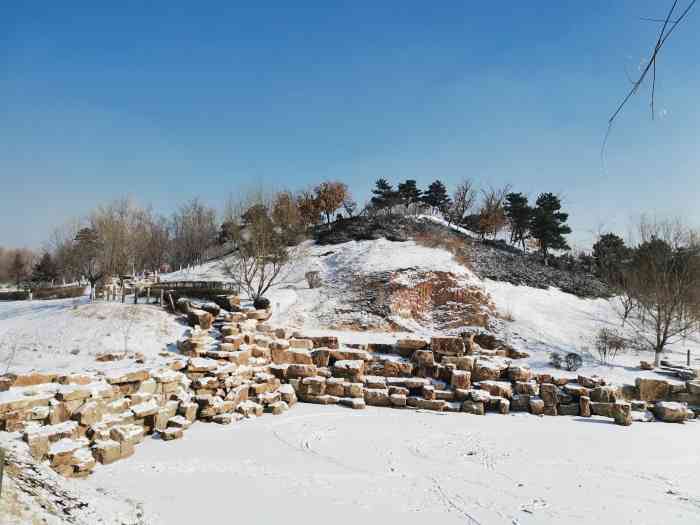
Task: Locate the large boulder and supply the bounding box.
[635,378,670,402]
[652,401,688,423]
[187,308,214,330]
[611,402,632,426]
[430,337,465,357]
[477,380,512,399]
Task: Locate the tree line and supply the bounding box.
[367,178,571,258]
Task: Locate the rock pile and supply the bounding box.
[2,305,697,480]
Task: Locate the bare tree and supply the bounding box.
[478,184,511,239]
[222,192,304,304]
[619,217,700,366]
[314,181,348,226]
[448,178,477,226]
[170,198,218,268]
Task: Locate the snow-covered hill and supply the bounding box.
[161,235,700,385]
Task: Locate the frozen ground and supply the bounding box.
[0,297,187,374]
[84,403,700,525]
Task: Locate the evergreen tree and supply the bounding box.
[504,192,532,249]
[421,180,451,216]
[530,193,571,258]
[31,252,58,284]
[397,179,422,210]
[592,233,630,284]
[371,178,398,212]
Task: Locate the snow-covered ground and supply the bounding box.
[0,297,187,374]
[83,403,700,525]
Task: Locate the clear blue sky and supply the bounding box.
[1,1,698,249]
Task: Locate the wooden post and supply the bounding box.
[146,287,151,304]
[133,288,138,304]
[121,287,125,304]
[160,289,164,306]
[688,350,691,367]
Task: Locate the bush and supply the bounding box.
[253,297,271,310]
[305,271,322,289]
[595,328,626,365]
[549,351,583,371]
[565,353,583,371]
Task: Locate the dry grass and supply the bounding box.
[413,231,473,269]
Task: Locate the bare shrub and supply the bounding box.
[595,327,626,365]
[305,271,322,289]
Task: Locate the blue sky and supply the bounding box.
[1,1,698,249]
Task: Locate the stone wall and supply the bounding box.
[1,306,697,479]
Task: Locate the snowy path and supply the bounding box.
[84,404,700,525]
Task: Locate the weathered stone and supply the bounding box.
[161,427,185,440]
[110,424,145,446]
[579,396,591,417]
[472,360,507,382]
[653,401,688,423]
[590,401,613,418]
[558,403,579,416]
[364,388,390,407]
[611,402,632,426]
[187,308,214,330]
[590,385,620,403]
[539,383,559,407]
[105,368,150,385]
[477,380,512,399]
[389,394,407,407]
[514,381,539,396]
[461,400,485,415]
[416,398,447,411]
[450,370,471,390]
[635,378,670,402]
[431,337,465,356]
[507,365,532,382]
[529,397,545,415]
[300,376,326,396]
[92,440,121,464]
[332,360,365,382]
[287,364,318,379]
[338,397,366,409]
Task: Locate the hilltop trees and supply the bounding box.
[422,180,451,216]
[315,181,348,225]
[371,178,398,213]
[448,179,477,225]
[397,180,423,212]
[477,185,510,239]
[530,193,571,258]
[504,192,532,249]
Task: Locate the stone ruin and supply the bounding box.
[1,301,698,479]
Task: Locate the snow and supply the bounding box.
[484,279,700,385]
[0,297,187,374]
[83,403,700,525]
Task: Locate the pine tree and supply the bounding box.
[421,180,451,216]
[31,252,58,284]
[530,193,571,258]
[397,179,422,211]
[592,233,630,284]
[504,192,532,249]
[371,178,398,212]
